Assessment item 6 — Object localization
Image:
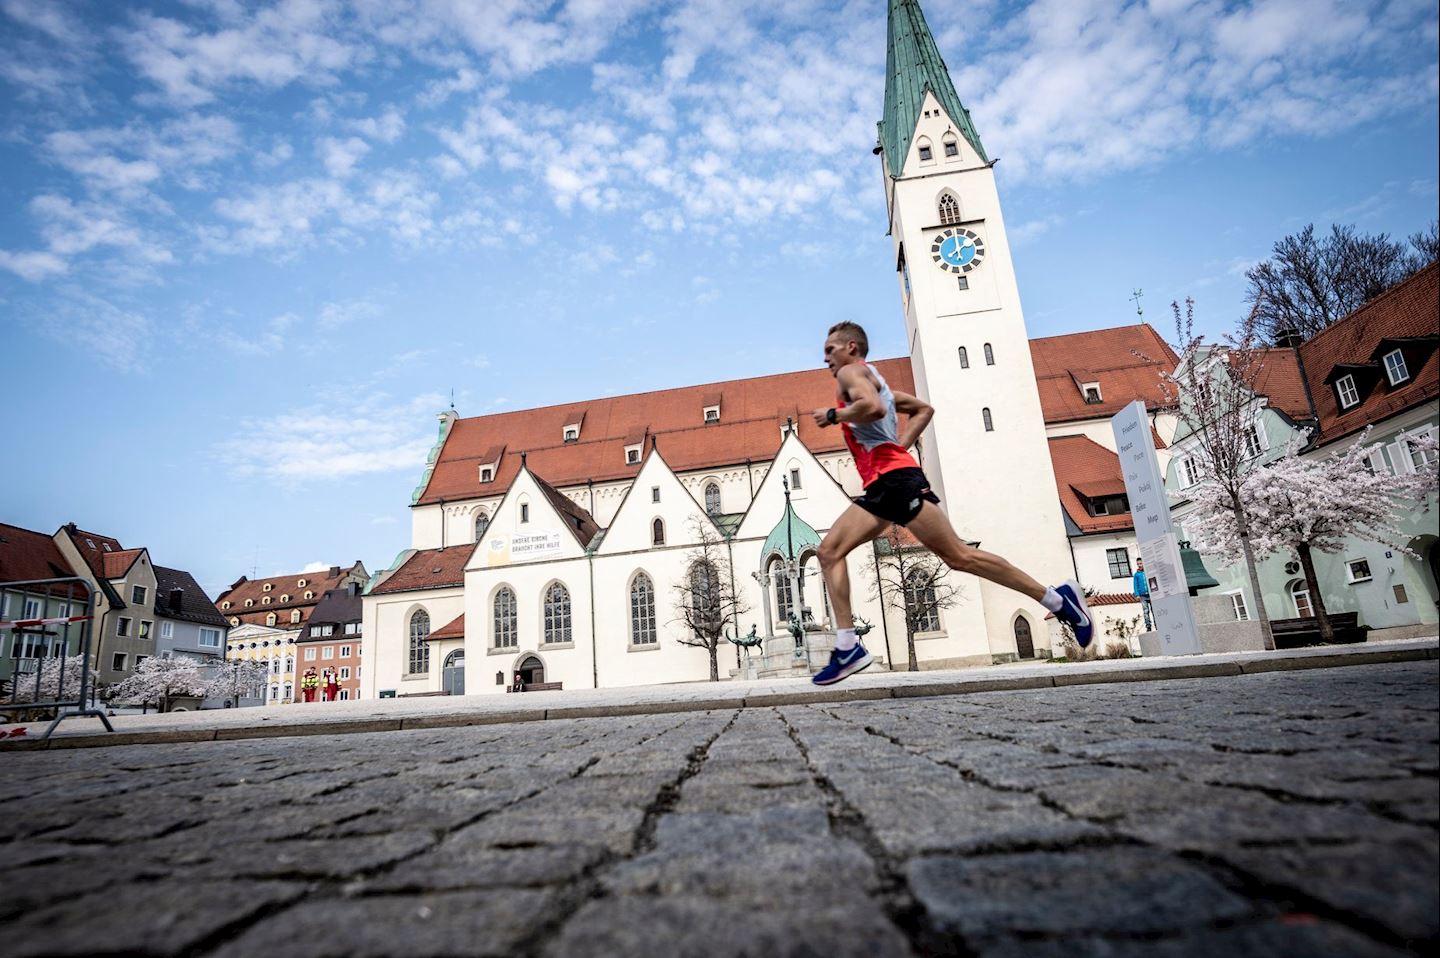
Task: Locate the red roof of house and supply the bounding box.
[63,525,126,580]
[1030,324,1177,424]
[1248,348,1315,420]
[416,359,916,505]
[101,549,144,579]
[0,523,81,593]
[429,613,465,640]
[1300,263,1439,446]
[1047,435,1135,535]
[215,562,365,626]
[370,548,469,595]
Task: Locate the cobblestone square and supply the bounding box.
[2,661,1435,956]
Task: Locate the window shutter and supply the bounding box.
[1254,418,1269,451]
[1388,441,1415,474]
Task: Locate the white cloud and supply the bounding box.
[0,249,67,281]
[39,292,153,371]
[349,107,406,142]
[121,1,359,106]
[318,135,370,177]
[44,114,242,197]
[318,298,382,330]
[214,391,446,482]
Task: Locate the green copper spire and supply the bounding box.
[879,0,988,176]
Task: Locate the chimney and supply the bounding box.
[328,565,340,578]
[168,588,184,611]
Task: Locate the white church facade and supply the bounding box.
[360,0,1174,698]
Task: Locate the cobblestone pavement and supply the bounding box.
[2,661,1435,957]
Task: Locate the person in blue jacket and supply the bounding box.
[1133,557,1153,631]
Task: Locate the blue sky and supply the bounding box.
[2,0,1436,599]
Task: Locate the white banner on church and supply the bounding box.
[485,531,564,567]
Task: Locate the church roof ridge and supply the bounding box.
[879,0,987,176]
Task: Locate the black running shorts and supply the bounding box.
[853,467,940,525]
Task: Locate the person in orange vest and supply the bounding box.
[301,666,320,703]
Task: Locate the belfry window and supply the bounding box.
[984,343,995,365]
[958,346,969,369]
[937,192,961,225]
[982,407,994,432]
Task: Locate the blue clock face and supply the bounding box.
[930,228,985,273]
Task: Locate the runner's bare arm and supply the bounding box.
[813,365,884,427]
[892,390,933,449]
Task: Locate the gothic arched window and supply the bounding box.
[938,192,961,225]
[704,482,721,516]
[958,346,969,369]
[475,511,490,541]
[652,518,666,547]
[984,342,995,365]
[493,588,517,649]
[408,609,430,674]
[630,573,657,646]
[265,612,276,627]
[543,582,572,645]
[983,407,994,432]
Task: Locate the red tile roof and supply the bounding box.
[63,525,126,580]
[215,562,366,626]
[1300,263,1439,446]
[101,549,143,580]
[0,523,81,594]
[1250,348,1313,421]
[1030,324,1177,424]
[1047,435,1135,535]
[533,471,601,547]
[1046,591,1140,619]
[370,548,468,595]
[416,360,916,505]
[429,613,465,640]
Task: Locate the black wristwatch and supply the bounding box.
[825,407,838,425]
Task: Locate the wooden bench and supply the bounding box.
[509,682,563,693]
[1270,611,1365,649]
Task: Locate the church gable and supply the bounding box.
[733,429,854,543]
[465,466,594,572]
[595,447,719,555]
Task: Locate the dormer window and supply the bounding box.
[1383,349,1409,385]
[262,596,271,605]
[244,598,254,608]
[102,543,112,552]
[85,538,95,549]
[704,406,720,424]
[263,583,272,592]
[1082,383,1102,404]
[279,594,289,603]
[480,467,493,483]
[626,447,641,465]
[1336,374,1359,409]
[297,578,307,587]
[304,591,314,600]
[563,426,579,443]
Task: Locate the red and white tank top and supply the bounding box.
[839,363,918,487]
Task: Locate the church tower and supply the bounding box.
[878,0,1073,658]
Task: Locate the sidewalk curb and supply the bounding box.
[5,643,1435,752]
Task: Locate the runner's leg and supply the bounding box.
[904,501,1048,602]
[816,504,892,630]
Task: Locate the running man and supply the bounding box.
[809,321,1092,685]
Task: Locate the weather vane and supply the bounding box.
[1130,289,1144,316]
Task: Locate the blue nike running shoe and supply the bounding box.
[812,643,875,686]
[1054,581,1094,648]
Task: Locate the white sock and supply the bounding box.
[835,628,858,652]
[1040,587,1063,613]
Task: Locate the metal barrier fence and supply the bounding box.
[1,577,115,740]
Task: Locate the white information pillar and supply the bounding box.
[1112,401,1202,656]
